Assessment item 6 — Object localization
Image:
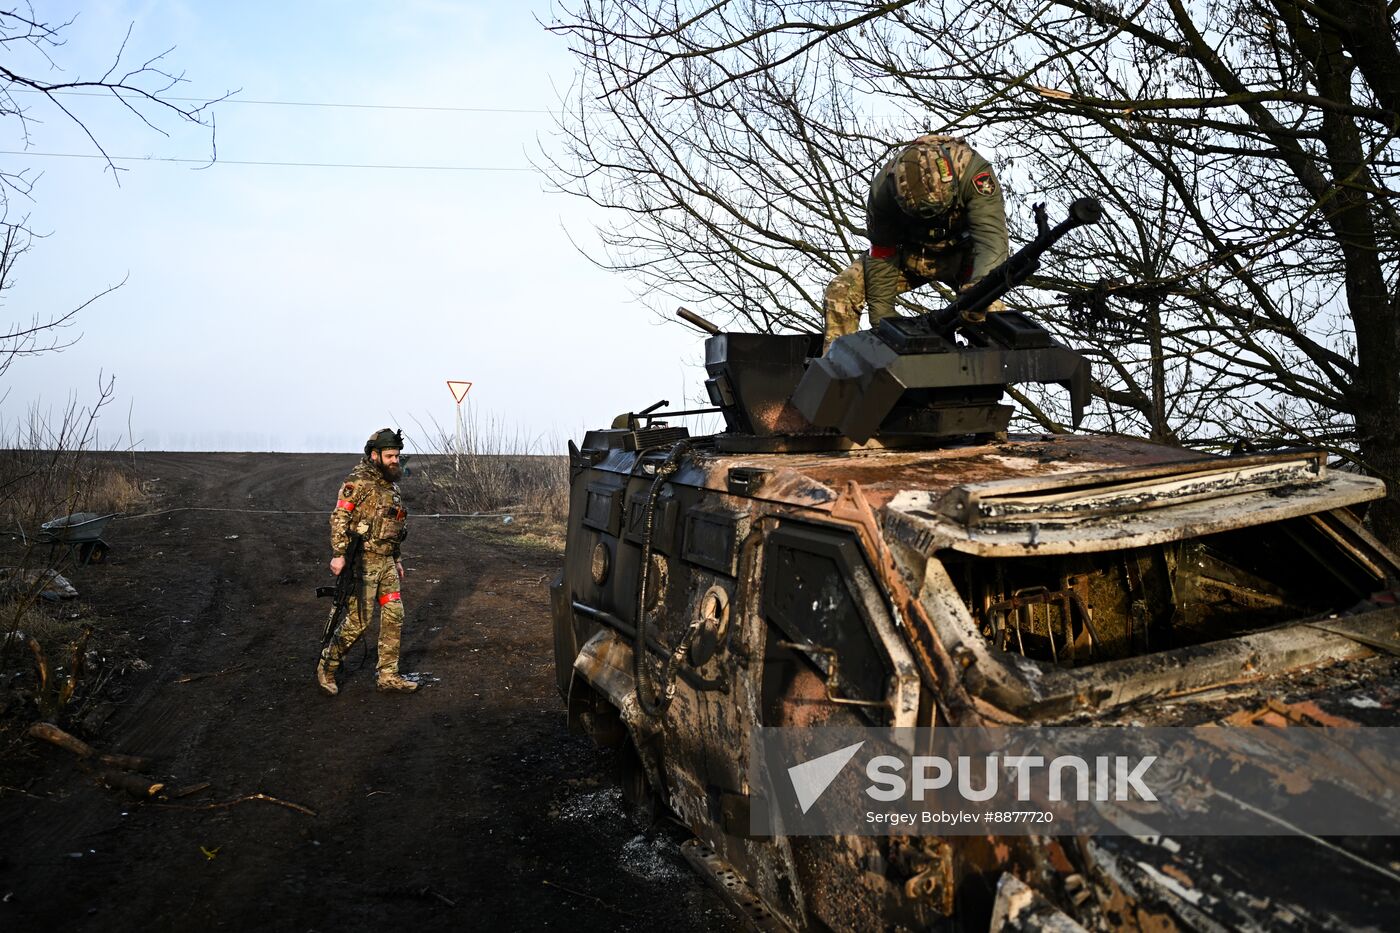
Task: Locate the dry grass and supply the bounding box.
[0,602,85,656]
[0,601,100,726]
[407,410,569,526]
[0,450,145,531]
[0,446,146,673]
[0,388,147,535]
[467,512,568,557]
[412,454,569,521]
[81,460,146,514]
[0,397,148,727]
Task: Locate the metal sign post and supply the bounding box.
[447,381,472,472]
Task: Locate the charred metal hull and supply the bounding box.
[553,425,1400,930]
[557,197,1396,927]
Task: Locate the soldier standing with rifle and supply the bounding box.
[315,428,419,695]
[823,134,1011,350]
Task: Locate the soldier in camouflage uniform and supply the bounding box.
[316,428,419,695]
[823,135,1010,350]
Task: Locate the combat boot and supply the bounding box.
[316,658,339,696]
[376,671,419,693]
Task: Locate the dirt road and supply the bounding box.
[0,453,736,932]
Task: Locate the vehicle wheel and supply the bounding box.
[618,740,660,830]
[79,541,110,565]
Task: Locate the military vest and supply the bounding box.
[331,461,408,557]
[867,135,976,251]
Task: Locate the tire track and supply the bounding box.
[0,452,735,933]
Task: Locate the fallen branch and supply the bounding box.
[99,769,165,799]
[373,885,457,908]
[1,732,27,759]
[175,664,248,684]
[27,721,153,772]
[541,879,637,917]
[0,784,56,801]
[169,781,211,799]
[155,791,317,817]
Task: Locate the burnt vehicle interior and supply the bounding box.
[675,227,1400,710]
[556,201,1400,931]
[942,510,1393,665]
[568,199,1398,729]
[602,306,1400,724]
[760,524,899,725]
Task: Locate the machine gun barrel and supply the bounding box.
[924,197,1102,332]
[676,306,722,336]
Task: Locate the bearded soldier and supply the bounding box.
[823,135,1010,350]
[316,428,419,695]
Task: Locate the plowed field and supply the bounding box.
[0,452,736,932]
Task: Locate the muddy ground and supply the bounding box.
[0,452,739,932]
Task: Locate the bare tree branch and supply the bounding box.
[546,0,1400,544]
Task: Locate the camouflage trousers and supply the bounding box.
[822,247,972,351]
[323,553,405,675]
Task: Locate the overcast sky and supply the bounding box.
[2,1,714,452]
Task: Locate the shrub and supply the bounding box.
[408,410,569,523]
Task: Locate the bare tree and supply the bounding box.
[0,7,221,183]
[545,0,1400,547]
[0,5,222,373]
[0,7,219,691]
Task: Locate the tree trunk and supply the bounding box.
[1312,20,1400,551]
[1355,407,1400,551]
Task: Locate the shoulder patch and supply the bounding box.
[972,171,997,197]
[341,483,355,499]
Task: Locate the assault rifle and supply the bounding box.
[317,531,364,656]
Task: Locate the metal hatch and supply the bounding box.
[887,451,1388,557]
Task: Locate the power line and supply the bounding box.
[8,88,552,114]
[0,150,535,172]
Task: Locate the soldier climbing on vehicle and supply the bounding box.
[824,134,1010,350]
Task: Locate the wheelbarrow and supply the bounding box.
[37,512,117,566]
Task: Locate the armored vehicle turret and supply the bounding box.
[695,200,1100,453]
[550,203,1400,931]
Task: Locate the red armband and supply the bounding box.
[378,591,401,605]
[869,245,896,259]
[336,499,356,511]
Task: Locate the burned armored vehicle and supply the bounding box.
[550,201,1400,930]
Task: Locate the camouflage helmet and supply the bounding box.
[891,134,974,221]
[364,427,404,457]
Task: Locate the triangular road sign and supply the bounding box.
[447,380,473,404]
